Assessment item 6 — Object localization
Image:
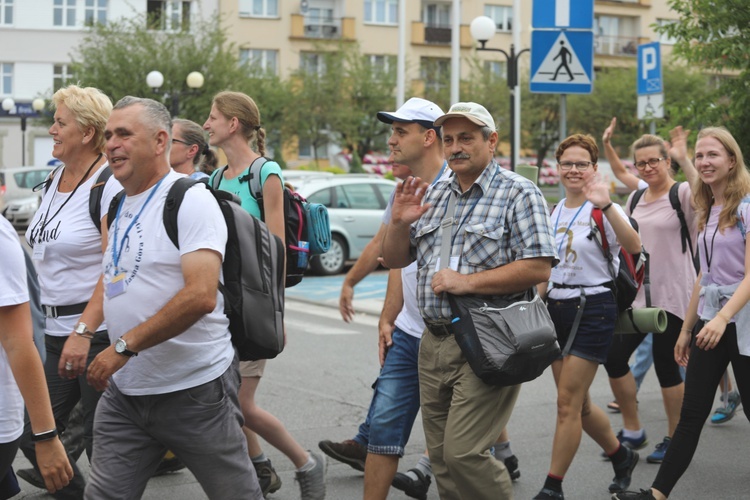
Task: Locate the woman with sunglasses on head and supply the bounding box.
[614,127,750,499]
[599,133,695,466]
[534,134,642,500]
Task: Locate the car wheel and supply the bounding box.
[310,234,347,276]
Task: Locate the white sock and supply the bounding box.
[493,441,513,461]
[297,454,315,473]
[622,428,644,440]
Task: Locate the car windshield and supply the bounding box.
[14,169,51,189]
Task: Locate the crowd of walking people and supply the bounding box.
[0,85,747,500]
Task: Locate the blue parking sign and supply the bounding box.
[637,42,662,95]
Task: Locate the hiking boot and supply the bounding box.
[254,459,282,497]
[609,448,639,493]
[711,390,741,424]
[533,487,565,499]
[318,439,366,472]
[295,450,326,500]
[16,468,45,489]
[504,454,521,481]
[611,489,657,499]
[646,437,671,464]
[602,430,648,459]
[392,468,431,500]
[152,454,186,477]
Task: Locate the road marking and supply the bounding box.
[285,318,362,335]
[285,301,379,328]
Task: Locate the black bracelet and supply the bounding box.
[601,202,614,212]
[31,428,58,442]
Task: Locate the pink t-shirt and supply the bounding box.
[626,182,698,318]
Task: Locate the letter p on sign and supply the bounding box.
[642,47,657,80]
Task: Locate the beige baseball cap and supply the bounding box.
[433,102,496,131]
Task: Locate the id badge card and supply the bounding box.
[106,273,127,298]
[32,244,46,261]
[434,256,460,272]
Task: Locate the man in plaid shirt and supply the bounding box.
[382,102,557,499]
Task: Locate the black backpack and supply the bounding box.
[108,179,286,361]
[212,159,312,288]
[629,182,698,273]
[42,165,113,233]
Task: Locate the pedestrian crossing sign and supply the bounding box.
[530,30,594,94]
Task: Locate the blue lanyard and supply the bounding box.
[431,161,447,186]
[554,199,588,258]
[112,175,168,273]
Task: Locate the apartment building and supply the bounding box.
[0,0,678,167]
[0,0,218,167]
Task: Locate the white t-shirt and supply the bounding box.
[383,164,451,338]
[548,200,629,300]
[0,217,28,443]
[25,163,121,336]
[103,171,233,396]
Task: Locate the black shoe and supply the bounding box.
[611,490,657,499]
[16,468,45,489]
[534,487,565,499]
[254,459,282,497]
[152,455,186,477]
[391,468,431,500]
[609,449,639,493]
[504,454,521,481]
[318,439,366,472]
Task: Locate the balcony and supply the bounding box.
[290,14,355,41]
[411,22,472,48]
[596,0,651,6]
[595,35,640,57]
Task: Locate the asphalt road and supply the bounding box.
[11,277,750,499]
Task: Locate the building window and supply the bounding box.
[364,0,397,25]
[53,64,72,91]
[85,0,107,25]
[240,49,278,75]
[1,63,12,96]
[238,0,278,18]
[421,57,450,92]
[299,138,328,159]
[424,2,451,28]
[53,0,76,27]
[656,19,677,45]
[484,5,512,32]
[300,52,326,76]
[0,0,13,25]
[147,1,191,31]
[594,15,639,56]
[367,54,396,74]
[484,60,507,80]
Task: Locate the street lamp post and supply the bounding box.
[2,97,46,165]
[146,70,205,117]
[470,16,529,172]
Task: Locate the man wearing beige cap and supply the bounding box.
[382,102,557,499]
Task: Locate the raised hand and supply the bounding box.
[668,125,690,164]
[602,117,616,145]
[582,171,611,208]
[390,176,431,227]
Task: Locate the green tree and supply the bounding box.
[461,56,510,150]
[656,0,750,156]
[69,14,246,124]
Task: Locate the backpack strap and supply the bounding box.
[163,177,202,249]
[668,182,699,272]
[246,157,270,218]
[210,165,227,190]
[89,166,112,233]
[589,207,617,281]
[629,188,646,215]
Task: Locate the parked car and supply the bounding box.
[294,175,397,275]
[1,166,54,228]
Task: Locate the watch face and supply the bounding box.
[115,339,126,353]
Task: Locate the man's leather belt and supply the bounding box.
[424,320,455,337]
[42,302,88,319]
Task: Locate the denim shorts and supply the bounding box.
[547,291,618,364]
[353,327,421,456]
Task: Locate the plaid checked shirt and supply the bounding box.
[410,161,558,321]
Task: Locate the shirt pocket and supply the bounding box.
[415,223,440,268]
[462,222,504,268]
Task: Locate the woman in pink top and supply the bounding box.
[614,127,750,499]
[602,134,694,464]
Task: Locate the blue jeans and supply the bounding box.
[85,357,261,500]
[353,327,421,456]
[631,333,654,390]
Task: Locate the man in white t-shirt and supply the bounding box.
[84,96,261,499]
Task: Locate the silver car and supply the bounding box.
[1,166,54,228]
[294,175,397,275]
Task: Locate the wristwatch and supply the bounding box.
[114,337,138,357]
[74,322,95,339]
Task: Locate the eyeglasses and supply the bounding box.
[172,138,191,146]
[558,161,594,171]
[634,157,664,170]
